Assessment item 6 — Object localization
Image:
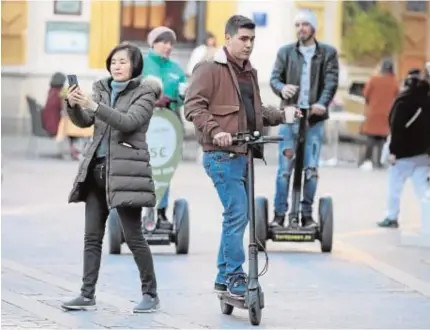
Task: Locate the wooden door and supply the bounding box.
[398,1,429,79]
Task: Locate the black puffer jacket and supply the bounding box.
[67,76,162,208]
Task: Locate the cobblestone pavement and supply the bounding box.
[1,146,429,328]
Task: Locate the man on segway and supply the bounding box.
[185,15,296,297]
[269,9,339,229]
[143,26,188,230]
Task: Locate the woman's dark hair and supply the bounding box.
[50,72,66,88]
[105,42,143,79]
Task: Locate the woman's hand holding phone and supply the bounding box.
[66,85,80,107]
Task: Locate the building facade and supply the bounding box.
[2,0,429,132]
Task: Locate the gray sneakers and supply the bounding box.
[61,296,96,311]
[133,294,160,313]
[61,294,160,313]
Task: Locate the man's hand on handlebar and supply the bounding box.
[213,132,233,147]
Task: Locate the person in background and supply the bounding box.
[142,26,187,230]
[42,72,91,160]
[269,9,339,229]
[41,72,66,138]
[379,68,430,228]
[360,59,399,171]
[61,42,162,313]
[186,32,217,76]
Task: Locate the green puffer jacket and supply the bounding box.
[142,50,187,112]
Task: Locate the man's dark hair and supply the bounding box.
[106,42,143,79]
[225,15,255,36]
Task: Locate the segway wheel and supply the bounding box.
[174,199,190,254]
[107,210,123,255]
[319,196,333,253]
[248,290,262,326]
[255,197,268,252]
[220,300,234,315]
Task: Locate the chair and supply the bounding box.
[25,95,58,158]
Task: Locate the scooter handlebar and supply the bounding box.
[231,133,284,145]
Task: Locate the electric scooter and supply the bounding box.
[217,131,284,326]
[255,108,334,252]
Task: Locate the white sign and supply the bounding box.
[146,116,177,167]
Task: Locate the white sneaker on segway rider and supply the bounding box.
[156,208,173,230]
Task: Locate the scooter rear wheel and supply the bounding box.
[220,300,234,315]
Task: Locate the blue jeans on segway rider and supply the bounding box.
[142,26,188,230]
[269,10,339,228]
[184,36,287,297]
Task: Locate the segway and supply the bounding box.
[108,107,190,255]
[255,108,333,253]
[217,131,284,326]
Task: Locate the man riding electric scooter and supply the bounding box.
[269,9,339,229]
[185,15,298,298]
[143,26,188,230]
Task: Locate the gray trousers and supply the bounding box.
[81,158,157,298]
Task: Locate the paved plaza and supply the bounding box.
[1,136,429,329]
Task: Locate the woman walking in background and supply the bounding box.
[360,59,399,171]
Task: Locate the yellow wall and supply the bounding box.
[206,1,237,45]
[88,0,121,69]
[1,1,28,66]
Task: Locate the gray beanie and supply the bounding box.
[294,9,317,31]
[147,26,177,47]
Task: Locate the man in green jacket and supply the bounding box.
[143,26,187,230]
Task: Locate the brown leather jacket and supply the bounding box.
[184,48,285,154]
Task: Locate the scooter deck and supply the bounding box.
[269,226,318,242]
[218,292,246,309]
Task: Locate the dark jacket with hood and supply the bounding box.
[66,76,162,208]
[388,79,430,159]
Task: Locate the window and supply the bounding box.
[406,1,428,12]
[120,0,203,46]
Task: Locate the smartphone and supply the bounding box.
[67,74,79,87]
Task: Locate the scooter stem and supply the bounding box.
[246,148,259,284]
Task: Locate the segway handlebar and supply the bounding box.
[232,131,284,145]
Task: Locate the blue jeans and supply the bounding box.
[274,121,324,217]
[203,151,248,284]
[158,186,169,210]
[386,154,430,220]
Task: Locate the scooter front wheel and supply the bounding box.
[247,290,262,326]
